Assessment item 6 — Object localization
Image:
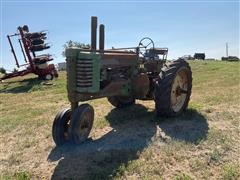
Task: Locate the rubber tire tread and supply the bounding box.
[52,108,71,146]
[154,59,192,117]
[69,104,94,144]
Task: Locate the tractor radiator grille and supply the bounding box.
[76,58,93,88]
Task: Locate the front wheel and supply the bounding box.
[69,104,94,144]
[52,108,72,146]
[154,59,192,117]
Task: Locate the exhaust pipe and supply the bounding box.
[99,24,105,51]
[91,16,97,51]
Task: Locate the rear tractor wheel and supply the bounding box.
[154,59,192,117]
[52,108,72,146]
[107,96,135,108]
[69,104,94,144]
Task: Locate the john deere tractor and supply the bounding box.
[52,17,192,146]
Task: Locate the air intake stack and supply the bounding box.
[99,24,105,51]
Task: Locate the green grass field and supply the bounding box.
[0,61,239,179]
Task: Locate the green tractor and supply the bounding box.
[52,17,192,146]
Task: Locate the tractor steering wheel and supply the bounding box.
[138,37,155,56]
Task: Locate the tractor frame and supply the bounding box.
[52,16,192,146]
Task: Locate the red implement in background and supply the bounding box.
[1,25,58,81]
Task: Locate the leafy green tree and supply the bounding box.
[62,40,90,56]
[0,67,6,74]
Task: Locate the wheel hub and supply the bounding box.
[171,68,189,112]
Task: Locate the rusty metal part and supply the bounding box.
[79,48,136,54]
[132,73,150,98]
[101,53,138,67]
[68,80,130,102]
[171,68,189,112]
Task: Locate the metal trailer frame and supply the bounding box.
[1,26,58,81]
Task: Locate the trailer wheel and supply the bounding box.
[45,73,53,80]
[107,96,135,108]
[53,70,59,78]
[154,59,192,117]
[52,108,72,146]
[69,104,94,144]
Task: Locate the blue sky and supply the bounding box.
[1,1,239,70]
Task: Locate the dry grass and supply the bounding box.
[0,61,240,179]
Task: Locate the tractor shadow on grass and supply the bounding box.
[49,104,208,179]
[0,77,45,93]
[157,108,209,144]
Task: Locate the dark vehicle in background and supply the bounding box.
[222,56,239,61]
[194,53,205,60]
